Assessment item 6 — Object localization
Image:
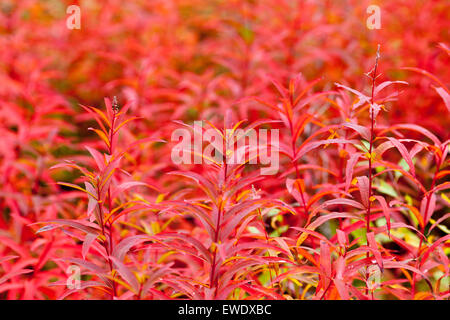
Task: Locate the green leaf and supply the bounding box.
[378,180,398,198]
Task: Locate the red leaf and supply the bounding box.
[109,256,139,294]
[334,256,349,300]
[335,83,371,109]
[85,146,105,170]
[82,234,97,260]
[373,81,408,96]
[420,235,450,266]
[317,198,365,211]
[387,137,415,177]
[428,212,450,234]
[168,171,217,200]
[113,235,149,261]
[345,153,361,192]
[382,124,441,146]
[336,230,348,247]
[343,122,371,141]
[58,281,108,300]
[319,241,332,289]
[34,219,100,235]
[294,139,358,161]
[433,87,450,112]
[35,239,54,271]
[0,269,34,285]
[0,256,18,264]
[374,196,391,237]
[85,182,98,219]
[367,232,383,271]
[420,193,436,225]
[112,181,158,199]
[356,176,370,208]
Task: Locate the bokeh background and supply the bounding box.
[0,0,448,299]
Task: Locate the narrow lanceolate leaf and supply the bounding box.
[80,104,110,129]
[88,128,110,148]
[345,153,361,192]
[367,232,383,271]
[294,139,358,161]
[120,136,167,155]
[220,202,262,241]
[85,182,98,219]
[112,181,158,199]
[356,176,370,208]
[269,77,288,100]
[164,201,214,237]
[221,199,292,241]
[315,198,365,212]
[227,241,290,258]
[0,269,34,285]
[293,91,337,112]
[343,122,371,141]
[34,219,101,235]
[319,241,332,289]
[383,260,429,280]
[334,256,349,300]
[50,161,93,178]
[297,213,363,247]
[420,193,436,225]
[336,230,348,247]
[57,182,97,199]
[293,77,323,107]
[168,171,217,200]
[420,234,450,266]
[235,96,282,113]
[0,256,18,264]
[386,137,415,177]
[401,67,448,91]
[35,239,54,271]
[389,201,425,230]
[63,258,105,274]
[291,227,334,247]
[433,87,450,112]
[58,281,108,300]
[373,81,408,97]
[153,233,212,264]
[373,140,395,160]
[428,212,450,235]
[35,224,61,234]
[220,258,269,292]
[142,264,174,294]
[286,178,307,208]
[85,146,105,170]
[110,256,140,294]
[381,124,441,147]
[334,83,371,109]
[428,181,450,194]
[374,196,391,237]
[113,235,149,261]
[82,234,97,260]
[114,117,142,134]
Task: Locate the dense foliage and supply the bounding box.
[0,0,448,300]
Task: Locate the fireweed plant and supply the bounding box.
[0,0,449,300]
